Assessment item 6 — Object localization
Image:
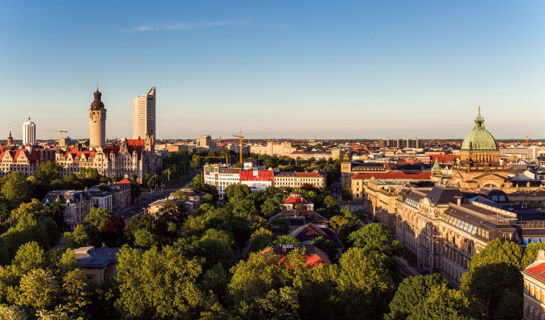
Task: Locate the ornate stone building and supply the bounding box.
[55,132,160,182]
[450,108,508,188]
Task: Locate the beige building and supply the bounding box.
[89,89,107,149]
[273,171,326,189]
[251,141,296,157]
[133,87,156,139]
[75,247,119,284]
[0,147,55,176]
[522,250,545,320]
[42,190,93,229]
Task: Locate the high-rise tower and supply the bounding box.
[22,117,36,145]
[132,86,156,139]
[89,88,107,149]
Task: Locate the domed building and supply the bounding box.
[450,108,508,189]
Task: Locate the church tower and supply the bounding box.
[89,88,107,149]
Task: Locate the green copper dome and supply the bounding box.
[461,107,498,151]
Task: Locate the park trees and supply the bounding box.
[460,239,523,319]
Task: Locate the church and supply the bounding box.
[449,108,509,189]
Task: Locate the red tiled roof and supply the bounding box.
[525,262,545,282]
[240,169,274,181]
[127,139,145,147]
[117,178,132,184]
[430,154,459,164]
[352,171,431,180]
[284,196,309,205]
[261,245,332,268]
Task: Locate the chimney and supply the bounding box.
[454,196,462,206]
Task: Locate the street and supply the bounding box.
[115,169,199,222]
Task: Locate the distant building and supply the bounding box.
[203,164,241,199]
[132,87,156,139]
[198,135,211,148]
[240,168,274,192]
[22,117,36,146]
[75,247,120,283]
[42,190,92,229]
[274,171,326,189]
[251,141,296,157]
[89,89,107,149]
[0,147,55,176]
[88,186,113,211]
[283,191,314,210]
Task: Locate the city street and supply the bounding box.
[115,169,199,222]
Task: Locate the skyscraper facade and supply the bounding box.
[22,117,36,145]
[89,89,107,149]
[132,87,156,139]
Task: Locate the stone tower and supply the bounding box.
[89,88,107,149]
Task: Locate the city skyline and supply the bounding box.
[1,1,544,139]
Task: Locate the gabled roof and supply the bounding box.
[426,187,464,205]
[269,210,329,224]
[284,196,309,205]
[289,223,343,249]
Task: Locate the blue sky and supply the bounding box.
[0,0,543,140]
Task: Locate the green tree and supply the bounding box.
[330,210,360,245]
[333,248,395,319]
[238,286,300,320]
[460,239,523,319]
[34,161,62,185]
[1,172,32,206]
[64,224,89,249]
[273,235,301,247]
[158,200,188,227]
[228,252,287,305]
[249,227,275,252]
[0,304,28,320]
[16,268,59,310]
[12,241,46,275]
[60,269,90,318]
[522,242,545,268]
[115,245,207,319]
[84,207,113,231]
[260,197,282,218]
[347,223,390,253]
[386,273,448,320]
[311,236,338,263]
[407,284,477,320]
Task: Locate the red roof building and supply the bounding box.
[240,169,274,192]
[261,244,332,268]
[522,249,545,318]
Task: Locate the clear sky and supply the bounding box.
[0,0,544,140]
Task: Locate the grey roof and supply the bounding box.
[426,187,464,205]
[43,190,91,205]
[75,247,119,268]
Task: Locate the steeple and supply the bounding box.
[90,88,105,110]
[474,106,484,128]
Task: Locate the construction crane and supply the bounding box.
[525,134,536,146]
[232,131,244,165]
[198,155,230,165]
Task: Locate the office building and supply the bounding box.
[132,87,156,139]
[22,117,36,145]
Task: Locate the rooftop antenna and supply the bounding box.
[96,82,99,90]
